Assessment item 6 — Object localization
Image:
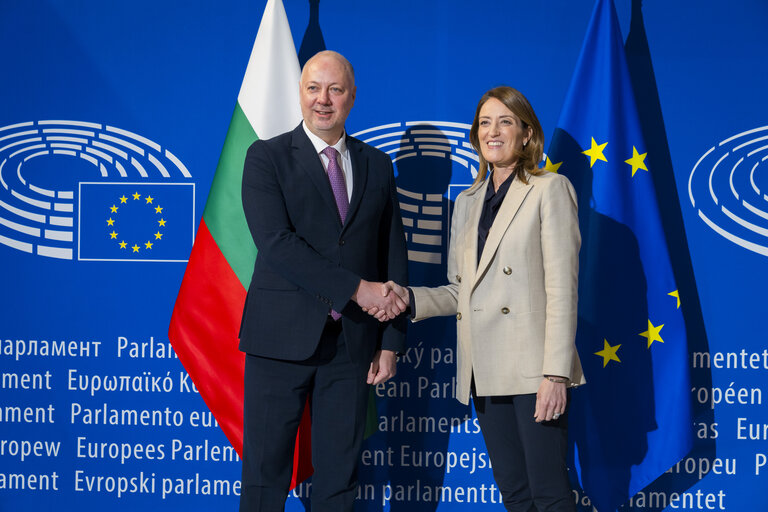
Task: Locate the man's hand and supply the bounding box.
[353,280,406,320]
[366,281,409,322]
[367,349,397,385]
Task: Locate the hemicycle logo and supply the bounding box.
[689,126,768,257]
[0,120,195,262]
[352,121,477,265]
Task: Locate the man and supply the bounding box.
[238,50,408,512]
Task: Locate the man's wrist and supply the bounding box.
[351,279,364,304]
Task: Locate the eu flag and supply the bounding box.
[547,0,693,509]
[79,182,194,262]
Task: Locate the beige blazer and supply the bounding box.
[411,171,585,405]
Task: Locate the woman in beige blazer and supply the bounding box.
[374,86,584,511]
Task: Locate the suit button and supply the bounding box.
[501,307,509,314]
[456,312,462,320]
[503,266,512,275]
[339,240,345,246]
[456,275,462,283]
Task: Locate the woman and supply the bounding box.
[375,86,584,511]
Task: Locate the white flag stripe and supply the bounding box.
[237,0,302,140]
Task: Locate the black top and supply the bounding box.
[477,171,515,265]
[408,171,516,320]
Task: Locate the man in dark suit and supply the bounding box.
[238,50,408,512]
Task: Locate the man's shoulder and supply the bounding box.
[346,135,389,161]
[247,122,309,153]
[249,127,298,151]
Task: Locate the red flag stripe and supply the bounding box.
[169,219,314,487]
[169,219,246,452]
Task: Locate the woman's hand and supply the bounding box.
[534,377,567,423]
[364,281,409,321]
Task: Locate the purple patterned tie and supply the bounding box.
[321,146,349,320]
[321,146,349,224]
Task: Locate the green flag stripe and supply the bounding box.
[203,103,258,289]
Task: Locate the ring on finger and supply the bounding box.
[553,413,561,420]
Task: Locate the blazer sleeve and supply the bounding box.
[241,140,360,309]
[539,175,581,378]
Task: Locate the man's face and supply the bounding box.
[300,54,356,145]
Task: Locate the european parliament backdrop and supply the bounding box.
[2,0,767,510]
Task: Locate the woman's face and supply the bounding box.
[477,97,531,170]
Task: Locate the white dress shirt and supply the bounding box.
[302,121,353,202]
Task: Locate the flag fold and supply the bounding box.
[547,0,693,509]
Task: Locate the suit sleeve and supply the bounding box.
[379,157,409,354]
[241,140,360,309]
[539,175,581,378]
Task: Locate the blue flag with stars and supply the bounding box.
[547,0,693,510]
[79,182,194,261]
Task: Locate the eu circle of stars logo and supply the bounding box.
[105,191,167,253]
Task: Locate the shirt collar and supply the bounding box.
[302,121,347,156]
[485,171,515,201]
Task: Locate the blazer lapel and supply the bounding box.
[344,136,368,231]
[462,180,487,290]
[290,125,344,225]
[474,177,533,287]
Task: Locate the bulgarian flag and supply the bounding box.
[168,0,312,488]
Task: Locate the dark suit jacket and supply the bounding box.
[239,123,408,365]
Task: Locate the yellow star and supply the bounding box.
[133,192,141,200]
[145,195,154,204]
[158,218,166,227]
[544,156,562,173]
[132,244,140,252]
[154,231,163,240]
[110,205,118,213]
[107,218,115,226]
[668,290,680,308]
[119,195,128,203]
[639,319,665,348]
[625,146,648,177]
[119,241,127,249]
[155,205,163,214]
[109,231,118,239]
[582,137,608,168]
[594,339,621,367]
[145,240,153,249]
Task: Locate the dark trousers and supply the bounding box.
[239,320,370,512]
[473,391,576,512]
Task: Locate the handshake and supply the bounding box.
[352,279,409,322]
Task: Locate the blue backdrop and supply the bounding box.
[2,1,767,510]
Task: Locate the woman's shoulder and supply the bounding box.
[529,170,576,192]
[456,179,487,201]
[529,169,564,183]
[450,181,485,219]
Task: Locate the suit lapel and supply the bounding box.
[290,125,344,226]
[344,136,368,231]
[474,177,533,287]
